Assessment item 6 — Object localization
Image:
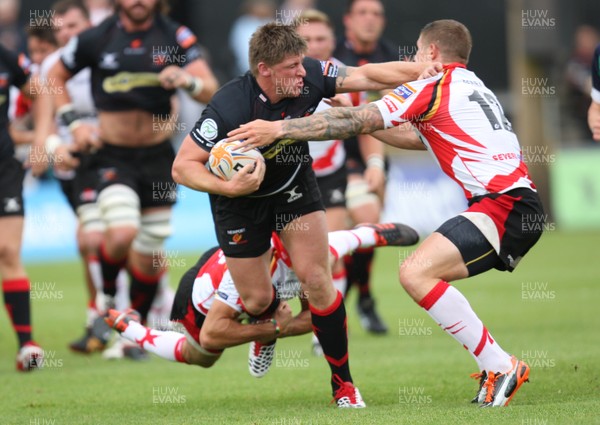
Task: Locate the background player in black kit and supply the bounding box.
[334,0,399,334]
[0,45,44,371]
[172,23,431,407]
[46,0,219,333]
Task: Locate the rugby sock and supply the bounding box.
[310,290,353,391]
[419,281,512,373]
[2,278,32,347]
[332,269,347,296]
[120,320,187,363]
[85,255,102,326]
[99,243,126,297]
[351,248,374,300]
[327,227,377,260]
[128,265,161,323]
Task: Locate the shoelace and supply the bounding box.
[483,372,497,404]
[332,374,355,403]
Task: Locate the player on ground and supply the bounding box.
[105,223,418,374]
[588,43,600,141]
[0,45,44,371]
[227,19,544,407]
[172,23,432,407]
[46,0,219,334]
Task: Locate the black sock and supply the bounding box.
[352,248,374,300]
[99,243,126,297]
[310,291,352,392]
[3,278,32,347]
[128,266,160,323]
[246,287,280,320]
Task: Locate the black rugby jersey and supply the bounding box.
[60,14,202,115]
[0,45,30,160]
[334,37,398,164]
[190,57,337,197]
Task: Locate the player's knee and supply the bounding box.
[346,179,379,211]
[242,293,273,317]
[296,265,330,294]
[399,260,421,294]
[0,241,20,268]
[76,203,106,248]
[97,184,141,230]
[132,210,173,256]
[105,227,138,253]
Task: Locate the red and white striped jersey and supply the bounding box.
[191,234,300,315]
[373,63,536,199]
[309,58,347,177]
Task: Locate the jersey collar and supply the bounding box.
[443,62,467,71]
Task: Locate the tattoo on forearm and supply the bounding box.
[336,67,348,88]
[281,103,384,141]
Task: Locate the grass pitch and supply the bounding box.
[1,230,599,424]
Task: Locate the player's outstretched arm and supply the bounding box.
[229,103,385,150]
[199,301,293,351]
[371,124,427,150]
[588,101,600,142]
[335,61,441,93]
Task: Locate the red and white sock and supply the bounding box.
[332,268,347,295]
[419,281,512,373]
[121,320,187,363]
[328,228,377,260]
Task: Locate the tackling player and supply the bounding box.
[105,223,418,376]
[227,19,544,407]
[0,45,44,371]
[172,22,433,408]
[46,0,219,331]
[588,42,600,141]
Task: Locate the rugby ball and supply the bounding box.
[208,139,263,181]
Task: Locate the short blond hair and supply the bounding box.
[420,19,472,64]
[295,9,334,30]
[248,23,307,76]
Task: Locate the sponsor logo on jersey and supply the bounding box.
[393,83,416,103]
[303,106,317,116]
[3,197,21,213]
[216,291,228,300]
[99,52,119,70]
[199,119,218,141]
[99,167,117,182]
[283,185,303,203]
[227,227,248,245]
[124,38,146,55]
[176,26,197,49]
[320,60,339,78]
[383,96,398,113]
[102,72,161,93]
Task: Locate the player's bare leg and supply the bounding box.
[399,232,528,406]
[281,210,365,408]
[0,216,43,371]
[226,251,275,317]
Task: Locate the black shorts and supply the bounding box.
[0,156,25,217]
[58,153,101,211]
[170,247,220,344]
[316,166,347,209]
[92,140,177,208]
[436,188,544,276]
[210,165,324,258]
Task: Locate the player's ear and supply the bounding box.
[257,62,272,78]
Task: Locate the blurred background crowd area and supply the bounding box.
[2,0,599,145]
[2,0,599,261]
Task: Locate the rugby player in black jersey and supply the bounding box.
[46,0,219,330]
[0,45,44,371]
[172,23,435,407]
